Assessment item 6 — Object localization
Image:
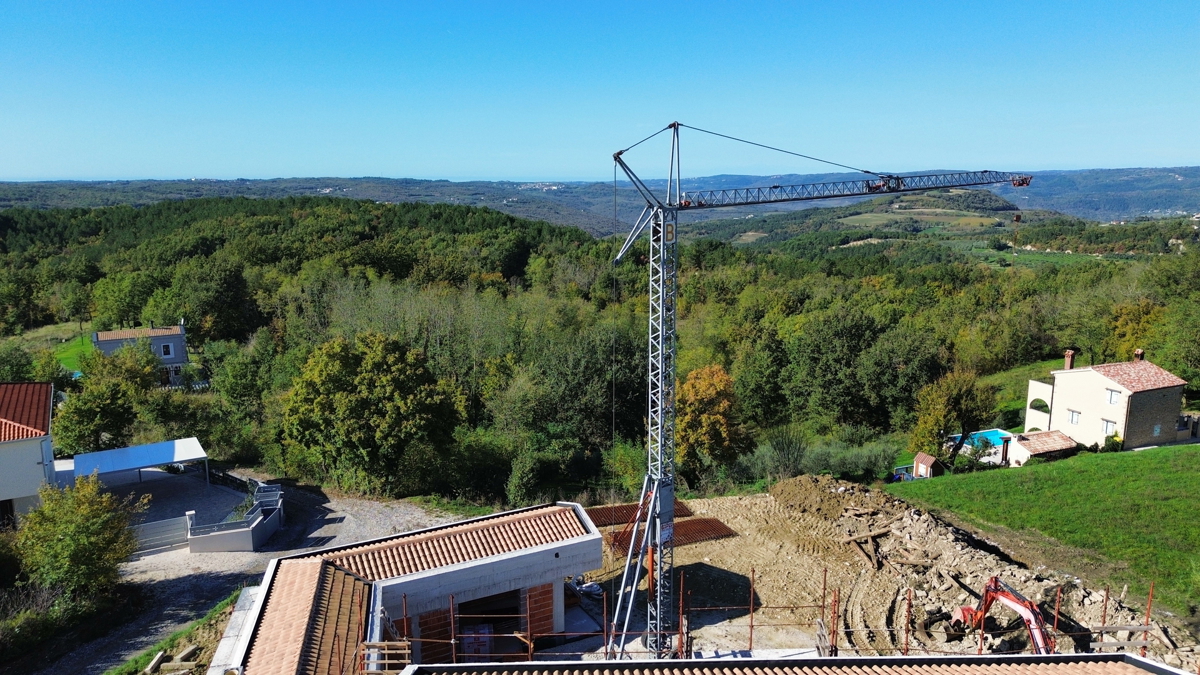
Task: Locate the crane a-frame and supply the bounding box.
[608,122,1031,659]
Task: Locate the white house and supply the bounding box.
[92,320,190,385]
[0,383,56,519]
[1026,349,1189,449]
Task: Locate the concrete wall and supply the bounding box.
[376,534,601,619]
[187,506,282,553]
[1124,385,1184,449]
[1025,380,1055,432]
[0,435,51,507]
[1049,369,1129,447]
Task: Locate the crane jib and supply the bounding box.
[677,171,1032,210]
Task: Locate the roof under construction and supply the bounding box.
[405,653,1187,675]
[241,503,599,675]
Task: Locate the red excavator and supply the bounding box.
[951,576,1056,654]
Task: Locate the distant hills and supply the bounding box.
[1,166,1197,236]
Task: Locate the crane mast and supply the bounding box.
[608,122,1030,659]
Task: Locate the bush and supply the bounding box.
[1101,434,1124,453]
[602,439,646,499]
[801,438,902,482]
[736,425,806,482]
[16,475,148,597]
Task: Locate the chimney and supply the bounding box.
[1064,349,1076,370]
[1001,438,1010,465]
[1133,348,1145,361]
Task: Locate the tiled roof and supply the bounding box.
[1014,430,1078,455]
[913,451,938,467]
[94,325,183,341]
[244,504,594,675]
[245,559,372,675]
[404,654,1157,675]
[0,383,52,441]
[245,559,324,675]
[1082,360,1186,393]
[315,504,588,581]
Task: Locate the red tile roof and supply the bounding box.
[1086,360,1186,393]
[94,325,183,342]
[405,656,1157,675]
[0,383,52,442]
[245,559,324,675]
[244,504,595,675]
[315,504,588,581]
[913,451,938,467]
[1014,430,1077,455]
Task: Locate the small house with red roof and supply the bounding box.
[0,383,56,519]
[1025,349,1191,450]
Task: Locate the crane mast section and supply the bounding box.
[679,170,1031,210]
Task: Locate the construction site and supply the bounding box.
[198,125,1199,675]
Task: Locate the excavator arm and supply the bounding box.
[952,576,1056,654]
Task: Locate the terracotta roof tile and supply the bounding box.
[1014,430,1077,455]
[0,383,52,441]
[314,504,588,581]
[1085,360,1186,393]
[913,452,938,466]
[94,325,183,342]
[245,559,324,675]
[405,656,1153,675]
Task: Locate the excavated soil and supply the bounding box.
[595,476,1198,669]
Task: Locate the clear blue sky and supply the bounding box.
[2,2,1197,181]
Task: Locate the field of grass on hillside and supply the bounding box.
[981,357,1062,430]
[888,445,1200,615]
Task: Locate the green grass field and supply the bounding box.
[53,334,92,371]
[888,445,1200,614]
[981,357,1061,427]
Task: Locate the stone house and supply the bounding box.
[1025,349,1190,449]
[92,320,190,385]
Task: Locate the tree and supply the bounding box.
[732,333,788,429]
[907,370,998,463]
[676,364,753,481]
[0,342,33,381]
[16,474,147,597]
[281,332,460,496]
[52,379,139,455]
[31,349,76,393]
[1147,296,1200,399]
[783,308,884,427]
[1105,299,1164,362]
[857,326,946,429]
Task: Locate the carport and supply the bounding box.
[73,437,209,484]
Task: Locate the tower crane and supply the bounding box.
[607,122,1031,659]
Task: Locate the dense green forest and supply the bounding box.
[1,195,1198,504]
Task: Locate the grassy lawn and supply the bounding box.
[5,321,93,371]
[981,357,1061,427]
[888,445,1200,614]
[53,333,93,371]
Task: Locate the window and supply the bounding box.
[1069,410,1080,425]
[1102,419,1116,436]
[161,343,172,357]
[1107,389,1121,405]
[1153,424,1161,437]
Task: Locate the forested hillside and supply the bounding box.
[1,196,1198,505]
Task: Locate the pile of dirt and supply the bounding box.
[645,477,1199,670]
[769,474,896,520]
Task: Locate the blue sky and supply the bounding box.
[1,2,1197,181]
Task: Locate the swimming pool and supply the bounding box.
[949,428,1012,448]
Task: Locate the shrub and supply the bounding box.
[16,475,148,597]
[602,439,646,499]
[1101,434,1124,453]
[736,425,806,482]
[801,438,902,482]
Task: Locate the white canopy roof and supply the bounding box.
[73,437,207,477]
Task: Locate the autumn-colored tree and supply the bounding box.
[1105,299,1165,362]
[675,365,753,481]
[907,370,998,464]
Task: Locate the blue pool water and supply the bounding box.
[949,428,1012,448]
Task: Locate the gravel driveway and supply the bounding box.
[26,479,460,675]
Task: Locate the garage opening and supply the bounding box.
[457,590,524,661]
